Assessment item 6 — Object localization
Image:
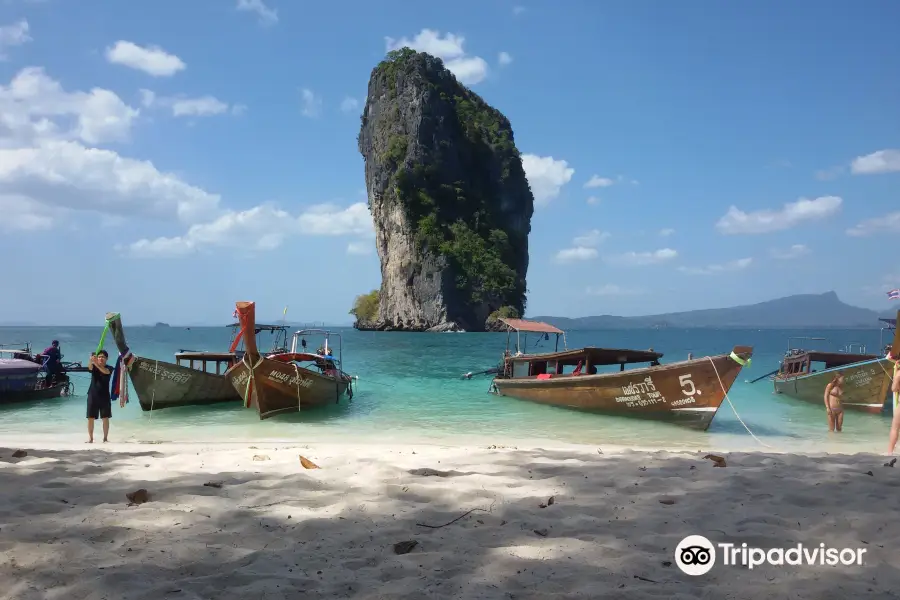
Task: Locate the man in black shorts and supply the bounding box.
[86,350,113,443]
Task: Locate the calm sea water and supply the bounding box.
[0,324,895,453]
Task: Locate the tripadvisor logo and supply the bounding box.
[675,535,867,575]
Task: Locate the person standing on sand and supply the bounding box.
[86,350,113,443]
[824,373,844,432]
[887,352,900,454]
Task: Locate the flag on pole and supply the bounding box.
[889,289,900,301]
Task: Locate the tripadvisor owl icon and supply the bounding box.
[675,535,716,575]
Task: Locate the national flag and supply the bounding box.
[889,289,900,301]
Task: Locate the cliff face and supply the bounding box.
[358,49,534,332]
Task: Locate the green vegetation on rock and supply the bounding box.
[488,306,520,321]
[349,290,380,323]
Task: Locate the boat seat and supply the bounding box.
[536,373,552,380]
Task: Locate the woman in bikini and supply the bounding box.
[824,373,845,432]
[887,351,900,455]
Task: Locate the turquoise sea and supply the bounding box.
[0,324,896,453]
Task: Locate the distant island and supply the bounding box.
[531,292,898,330]
[154,322,170,328]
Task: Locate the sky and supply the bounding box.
[0,0,898,325]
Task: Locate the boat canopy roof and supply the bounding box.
[499,318,564,335]
[226,322,288,331]
[881,317,897,327]
[510,346,663,366]
[785,350,877,368]
[174,351,236,361]
[0,358,40,374]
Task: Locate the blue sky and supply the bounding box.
[0,0,898,325]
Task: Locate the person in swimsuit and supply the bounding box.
[887,351,900,454]
[86,350,113,443]
[824,373,845,432]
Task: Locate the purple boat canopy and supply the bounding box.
[0,358,41,376]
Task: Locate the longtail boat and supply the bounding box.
[225,301,353,420]
[772,325,896,415]
[0,342,85,404]
[484,318,753,430]
[105,312,289,412]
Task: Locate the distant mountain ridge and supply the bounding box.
[531,292,898,330]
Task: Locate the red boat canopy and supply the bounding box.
[499,318,564,335]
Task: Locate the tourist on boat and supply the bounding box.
[824,373,844,433]
[42,340,62,387]
[86,350,113,443]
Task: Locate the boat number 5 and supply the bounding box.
[679,374,698,396]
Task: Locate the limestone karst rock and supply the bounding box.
[357,48,534,332]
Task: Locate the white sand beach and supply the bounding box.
[2,439,899,599]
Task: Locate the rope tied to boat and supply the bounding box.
[706,356,772,449]
[293,362,303,405]
[149,359,158,420]
[241,353,264,409]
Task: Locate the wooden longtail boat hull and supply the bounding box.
[225,301,351,420]
[491,348,751,430]
[125,356,241,411]
[106,314,241,411]
[773,358,893,414]
[0,376,71,404]
[226,358,350,419]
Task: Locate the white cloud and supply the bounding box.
[498,51,512,66]
[139,90,239,117]
[521,154,574,206]
[0,193,52,232]
[300,88,322,118]
[851,149,900,175]
[236,0,278,25]
[0,20,31,60]
[846,211,900,237]
[605,248,678,266]
[586,196,600,205]
[555,247,598,263]
[815,166,844,181]
[347,241,373,255]
[126,202,374,257]
[572,229,609,247]
[715,196,842,235]
[513,5,526,15]
[659,228,675,237]
[770,244,810,260]
[584,175,615,188]
[0,67,227,229]
[678,258,753,275]
[105,41,185,77]
[0,141,221,223]
[385,29,489,85]
[555,229,609,263]
[585,284,641,297]
[0,67,138,146]
[340,97,359,113]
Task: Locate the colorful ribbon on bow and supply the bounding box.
[730,350,751,368]
[96,312,119,354]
